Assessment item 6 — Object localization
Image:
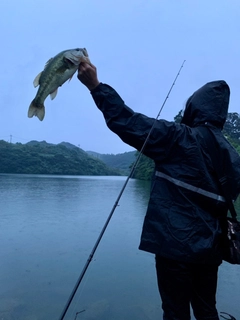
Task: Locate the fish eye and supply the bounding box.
[76,48,80,51]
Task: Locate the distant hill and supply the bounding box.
[87,151,136,174]
[0,140,123,176]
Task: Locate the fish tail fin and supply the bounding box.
[28,99,45,121]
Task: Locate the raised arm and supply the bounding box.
[78,62,176,160]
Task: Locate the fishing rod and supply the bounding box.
[58,60,186,320]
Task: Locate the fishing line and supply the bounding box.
[58,59,186,320]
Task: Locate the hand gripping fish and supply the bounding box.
[28,48,90,121]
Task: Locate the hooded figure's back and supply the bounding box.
[139,80,240,262]
[181,80,240,200]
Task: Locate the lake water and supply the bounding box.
[0,174,240,320]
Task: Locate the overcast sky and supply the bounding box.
[1,0,240,154]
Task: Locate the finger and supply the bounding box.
[82,62,96,70]
[79,62,87,70]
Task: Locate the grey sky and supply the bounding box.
[1,0,240,154]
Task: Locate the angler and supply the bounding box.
[78,62,240,320]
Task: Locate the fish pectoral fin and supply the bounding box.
[50,89,58,100]
[68,74,75,82]
[28,100,45,121]
[33,72,42,87]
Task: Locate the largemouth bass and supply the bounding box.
[28,48,90,121]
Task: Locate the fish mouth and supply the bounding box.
[68,48,90,64]
[81,48,90,63]
[82,48,88,57]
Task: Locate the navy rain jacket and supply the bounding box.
[91,80,240,265]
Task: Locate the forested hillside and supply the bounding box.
[0,141,122,176]
[87,151,136,174]
[1,113,239,178]
[132,112,240,180]
[223,112,240,152]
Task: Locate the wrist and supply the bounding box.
[88,81,100,91]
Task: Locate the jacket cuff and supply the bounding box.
[90,82,103,94]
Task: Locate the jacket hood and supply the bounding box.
[181,80,230,129]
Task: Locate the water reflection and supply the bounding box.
[0,174,239,320]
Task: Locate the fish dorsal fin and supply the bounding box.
[33,72,42,87]
[33,57,54,87]
[44,57,54,69]
[50,88,58,100]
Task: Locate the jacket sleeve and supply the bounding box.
[90,83,177,161]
